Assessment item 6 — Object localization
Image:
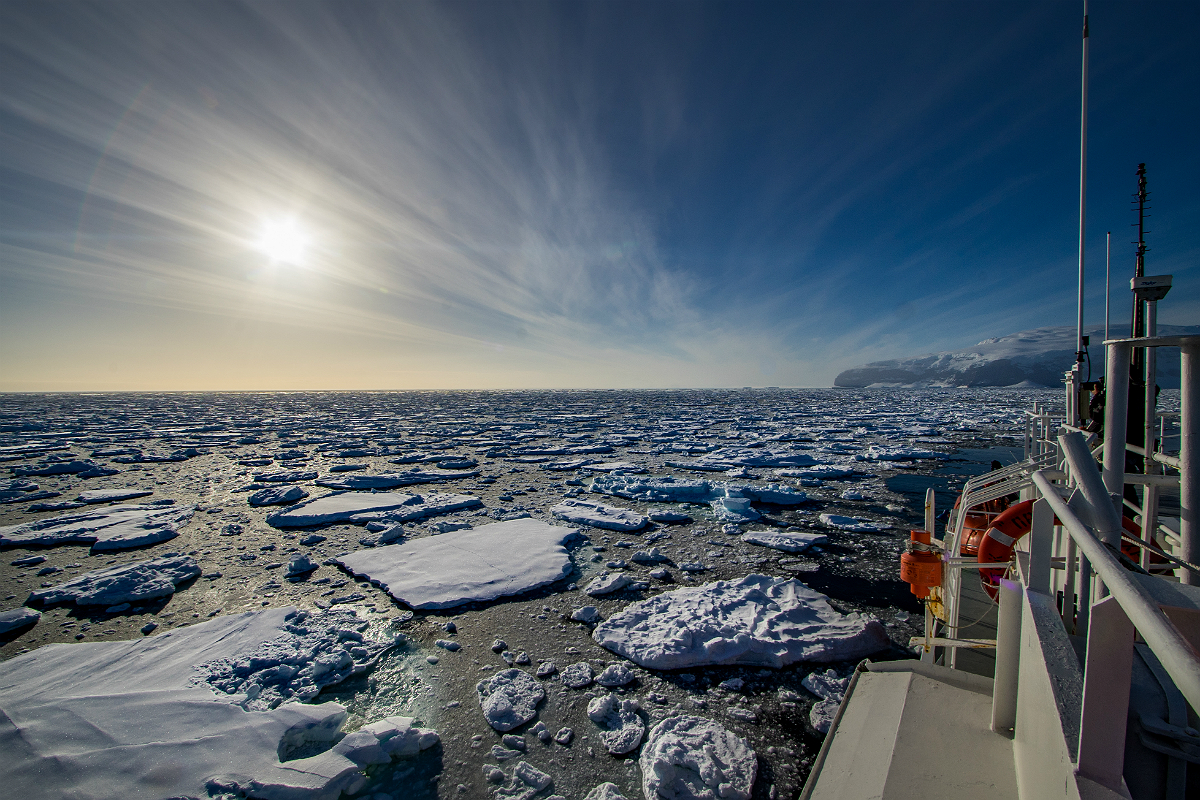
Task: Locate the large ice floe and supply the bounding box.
[640,715,757,800]
[818,513,888,532]
[334,518,582,609]
[0,607,438,800]
[27,554,201,607]
[550,498,648,531]
[314,469,479,490]
[739,530,828,553]
[592,574,888,669]
[266,491,481,528]
[0,501,194,552]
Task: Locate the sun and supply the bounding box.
[255,218,309,265]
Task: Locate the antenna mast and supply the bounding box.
[1075,1,1089,370]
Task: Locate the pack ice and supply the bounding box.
[0,502,194,552]
[0,607,437,800]
[592,574,889,669]
[315,469,479,490]
[266,491,481,528]
[334,518,582,609]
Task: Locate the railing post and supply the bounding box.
[991,577,1023,735]
[1182,343,1198,586]
[1029,498,1054,594]
[1076,595,1134,790]
[1103,342,1131,498]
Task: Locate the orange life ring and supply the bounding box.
[977,503,1147,599]
[954,494,1010,557]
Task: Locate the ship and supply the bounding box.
[801,4,1199,798]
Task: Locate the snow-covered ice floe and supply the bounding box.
[739,530,828,553]
[818,513,889,532]
[0,501,193,552]
[0,607,40,634]
[856,445,946,461]
[75,488,153,504]
[551,498,648,531]
[0,607,437,800]
[639,715,757,800]
[587,694,644,754]
[592,574,888,668]
[266,491,481,528]
[314,470,478,490]
[334,518,582,609]
[28,554,201,607]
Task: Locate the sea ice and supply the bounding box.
[560,662,594,689]
[315,470,478,489]
[266,491,481,528]
[334,518,581,609]
[803,668,851,734]
[250,485,310,506]
[28,554,201,607]
[477,668,545,731]
[587,694,645,754]
[551,499,648,531]
[571,606,603,624]
[593,574,889,669]
[585,783,630,800]
[0,607,430,800]
[75,488,153,504]
[0,502,194,552]
[639,715,757,800]
[595,663,635,687]
[0,607,40,634]
[739,530,828,553]
[585,572,646,596]
[12,459,118,477]
[492,760,554,800]
[818,513,888,532]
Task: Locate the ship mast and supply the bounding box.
[1070,0,1090,426]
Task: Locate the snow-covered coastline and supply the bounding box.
[834,324,1200,388]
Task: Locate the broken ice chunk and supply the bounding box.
[560,662,594,689]
[586,694,645,754]
[477,669,545,731]
[639,715,757,800]
[593,574,889,669]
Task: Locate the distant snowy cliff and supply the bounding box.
[834,325,1200,389]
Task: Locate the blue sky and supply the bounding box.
[1,0,1196,390]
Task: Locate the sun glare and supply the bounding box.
[256,218,308,265]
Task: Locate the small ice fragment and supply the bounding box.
[535,661,557,678]
[720,677,745,691]
[570,606,602,624]
[436,639,461,651]
[594,663,635,687]
[584,783,629,800]
[492,639,508,653]
[586,694,645,754]
[476,669,545,731]
[560,662,593,689]
[554,727,574,745]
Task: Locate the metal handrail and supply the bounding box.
[1031,467,1200,711]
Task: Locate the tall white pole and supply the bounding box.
[1105,231,1111,344]
[1076,1,1089,369]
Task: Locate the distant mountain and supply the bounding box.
[833,325,1200,389]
